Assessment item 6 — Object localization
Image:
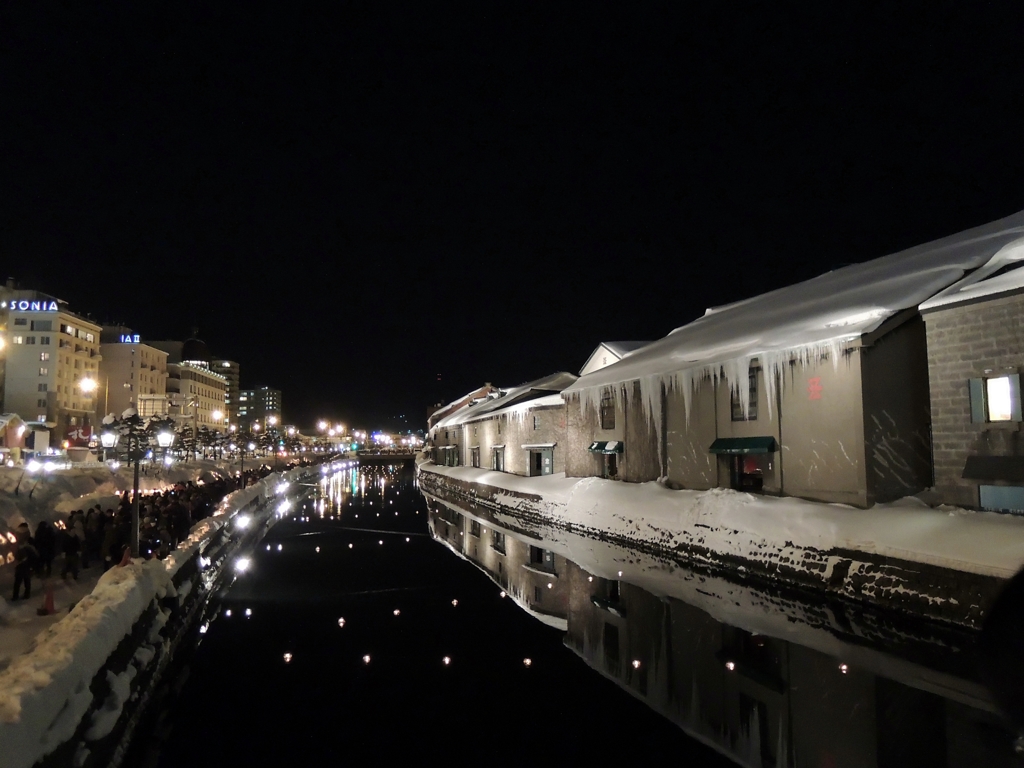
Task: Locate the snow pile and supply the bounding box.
[0,459,233,533]
[0,559,173,767]
[565,209,1024,428]
[422,464,1024,580]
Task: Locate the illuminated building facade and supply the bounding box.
[0,287,102,441]
[211,359,241,427]
[98,326,170,419]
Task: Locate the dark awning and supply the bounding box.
[963,455,1024,482]
[708,436,777,455]
[588,441,624,454]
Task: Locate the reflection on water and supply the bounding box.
[423,493,1022,767]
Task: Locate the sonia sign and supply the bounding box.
[3,299,59,312]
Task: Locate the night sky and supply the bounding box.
[3,4,1023,430]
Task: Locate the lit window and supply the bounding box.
[39,367,47,376]
[12,336,23,344]
[40,352,49,361]
[971,374,1022,423]
[987,377,1013,421]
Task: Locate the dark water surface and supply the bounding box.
[141,464,727,767]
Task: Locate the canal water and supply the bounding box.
[135,464,1020,767]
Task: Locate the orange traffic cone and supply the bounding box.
[116,547,132,568]
[36,584,55,616]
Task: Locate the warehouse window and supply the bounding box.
[970,374,1022,423]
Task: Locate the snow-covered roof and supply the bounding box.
[566,209,1024,398]
[433,372,576,430]
[0,414,24,432]
[579,341,651,376]
[921,239,1024,310]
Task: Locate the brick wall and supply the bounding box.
[924,291,1024,507]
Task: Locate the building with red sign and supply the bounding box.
[560,210,1024,508]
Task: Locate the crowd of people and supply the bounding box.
[9,463,288,603]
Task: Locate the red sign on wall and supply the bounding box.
[808,377,823,400]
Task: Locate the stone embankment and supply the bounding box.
[418,461,1024,629]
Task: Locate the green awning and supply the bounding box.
[588,441,624,454]
[708,436,777,455]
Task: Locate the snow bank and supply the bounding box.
[421,464,1024,580]
[0,559,173,766]
[0,459,233,533]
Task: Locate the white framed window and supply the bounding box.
[40,352,49,361]
[12,336,23,344]
[39,367,48,376]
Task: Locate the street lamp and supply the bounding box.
[156,430,174,464]
[100,430,118,462]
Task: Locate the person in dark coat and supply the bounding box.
[61,519,81,581]
[34,520,56,578]
[12,523,38,601]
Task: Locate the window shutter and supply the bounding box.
[1010,374,1023,422]
[969,378,985,423]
